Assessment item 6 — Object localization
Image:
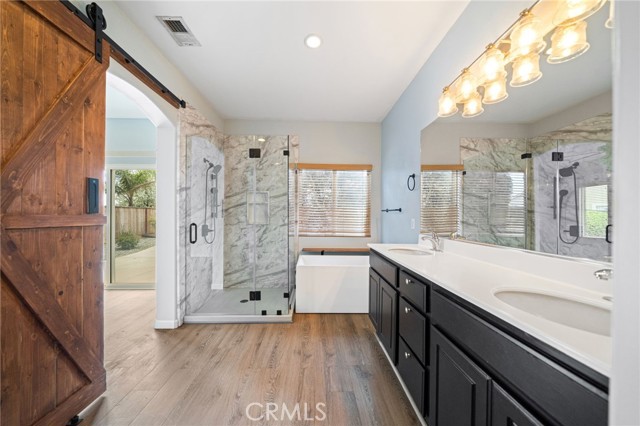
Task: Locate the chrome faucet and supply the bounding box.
[421,231,442,252]
[594,268,613,281]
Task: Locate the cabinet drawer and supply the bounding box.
[399,270,429,312]
[398,337,426,416]
[399,297,427,365]
[432,290,608,426]
[370,251,398,287]
[492,383,543,426]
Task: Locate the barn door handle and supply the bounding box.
[189,223,198,244]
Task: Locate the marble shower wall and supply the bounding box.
[460,137,528,248]
[178,105,225,316]
[529,114,612,262]
[223,135,290,290]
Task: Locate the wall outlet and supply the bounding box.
[410,218,415,230]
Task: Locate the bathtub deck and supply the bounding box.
[81,290,420,426]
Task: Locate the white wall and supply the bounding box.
[225,120,382,248]
[610,1,640,424]
[381,1,528,243]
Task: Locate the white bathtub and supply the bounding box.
[295,255,370,313]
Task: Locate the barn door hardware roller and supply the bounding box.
[86,3,106,63]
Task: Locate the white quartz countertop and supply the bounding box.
[368,243,612,377]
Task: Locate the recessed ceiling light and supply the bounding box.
[304,34,322,49]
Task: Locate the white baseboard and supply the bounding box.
[154,319,180,329]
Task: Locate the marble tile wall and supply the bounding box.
[178,105,225,316]
[223,135,290,292]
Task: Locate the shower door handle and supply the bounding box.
[606,224,613,243]
[189,223,198,244]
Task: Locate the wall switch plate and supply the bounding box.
[410,218,415,230]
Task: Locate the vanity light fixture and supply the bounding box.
[436,0,611,119]
[304,34,322,49]
[547,20,590,63]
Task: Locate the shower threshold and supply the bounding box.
[183,287,295,324]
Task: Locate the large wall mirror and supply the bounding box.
[420,5,612,263]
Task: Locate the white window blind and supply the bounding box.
[420,170,461,234]
[293,166,371,237]
[463,171,526,236]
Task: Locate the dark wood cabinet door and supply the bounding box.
[369,269,380,330]
[491,383,543,426]
[378,278,398,364]
[430,327,490,426]
[1,2,109,424]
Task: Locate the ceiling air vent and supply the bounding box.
[157,16,201,47]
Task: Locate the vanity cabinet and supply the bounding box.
[431,288,608,426]
[369,252,398,364]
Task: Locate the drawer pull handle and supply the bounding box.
[404,307,411,314]
[405,278,412,285]
[404,352,411,359]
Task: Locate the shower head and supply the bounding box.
[559,189,569,197]
[212,165,222,175]
[559,162,579,177]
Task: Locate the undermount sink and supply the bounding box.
[494,289,611,337]
[388,247,432,256]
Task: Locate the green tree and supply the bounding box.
[114,170,156,207]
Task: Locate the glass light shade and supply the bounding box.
[509,13,547,58]
[547,21,590,64]
[454,70,479,103]
[462,91,484,118]
[479,46,506,83]
[438,88,459,117]
[510,52,543,87]
[483,74,509,104]
[553,0,606,26]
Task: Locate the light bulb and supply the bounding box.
[483,74,509,104]
[554,0,606,26]
[548,20,590,64]
[480,45,506,83]
[509,12,546,58]
[438,87,459,117]
[462,91,484,118]
[510,52,542,87]
[455,69,479,103]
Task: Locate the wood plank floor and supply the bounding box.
[80,290,420,426]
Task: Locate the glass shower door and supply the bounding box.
[250,136,290,315]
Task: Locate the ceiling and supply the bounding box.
[113,1,468,123]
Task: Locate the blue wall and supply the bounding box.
[380,1,528,242]
[106,118,156,166]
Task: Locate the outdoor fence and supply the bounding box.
[115,207,156,237]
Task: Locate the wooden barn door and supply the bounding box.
[1,1,109,424]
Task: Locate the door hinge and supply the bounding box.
[552,152,564,162]
[249,291,261,301]
[521,153,532,159]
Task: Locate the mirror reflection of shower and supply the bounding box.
[558,162,580,245]
[203,158,222,244]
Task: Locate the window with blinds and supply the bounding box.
[420,170,461,234]
[462,171,526,236]
[291,165,371,237]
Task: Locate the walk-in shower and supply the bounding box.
[180,134,297,323]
